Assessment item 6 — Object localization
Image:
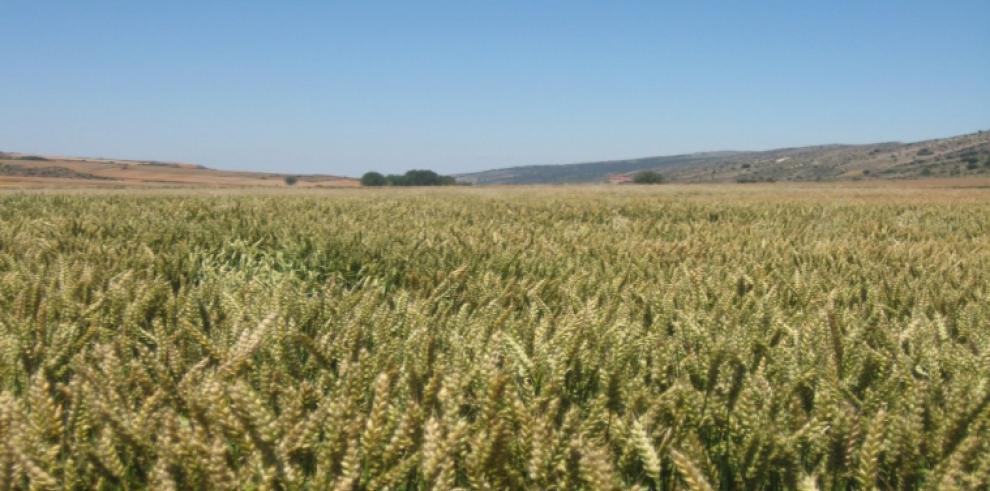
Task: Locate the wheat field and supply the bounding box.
[0,186,988,489]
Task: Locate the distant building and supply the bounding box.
[607,174,634,184]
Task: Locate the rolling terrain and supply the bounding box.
[0,153,358,188]
[4,129,989,189]
[456,130,990,184]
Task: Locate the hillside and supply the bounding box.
[0,153,358,188]
[456,130,990,184]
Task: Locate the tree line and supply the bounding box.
[361,169,458,187]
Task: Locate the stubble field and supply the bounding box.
[1,185,988,489]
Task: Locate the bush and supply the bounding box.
[917,148,933,156]
[632,171,665,184]
[741,163,751,169]
[736,176,776,184]
[361,171,387,186]
[284,175,299,186]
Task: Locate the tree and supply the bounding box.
[361,171,386,186]
[633,171,665,184]
[378,169,456,186]
[283,175,299,186]
[403,169,443,186]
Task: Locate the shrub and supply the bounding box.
[735,176,775,183]
[917,148,933,156]
[284,175,299,186]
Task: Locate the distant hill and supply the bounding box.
[456,131,990,184]
[0,153,358,188]
[6,130,989,188]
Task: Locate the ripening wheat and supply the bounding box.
[0,185,988,489]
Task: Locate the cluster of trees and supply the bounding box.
[361,169,457,187]
[632,170,666,184]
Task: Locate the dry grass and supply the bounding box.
[0,184,988,489]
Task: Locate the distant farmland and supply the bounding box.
[0,153,358,188]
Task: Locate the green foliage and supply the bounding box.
[360,171,387,186]
[632,170,665,184]
[283,175,299,186]
[735,176,776,183]
[0,188,988,489]
[384,169,455,186]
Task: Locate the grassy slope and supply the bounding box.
[457,130,990,184]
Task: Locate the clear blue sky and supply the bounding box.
[2,1,988,176]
